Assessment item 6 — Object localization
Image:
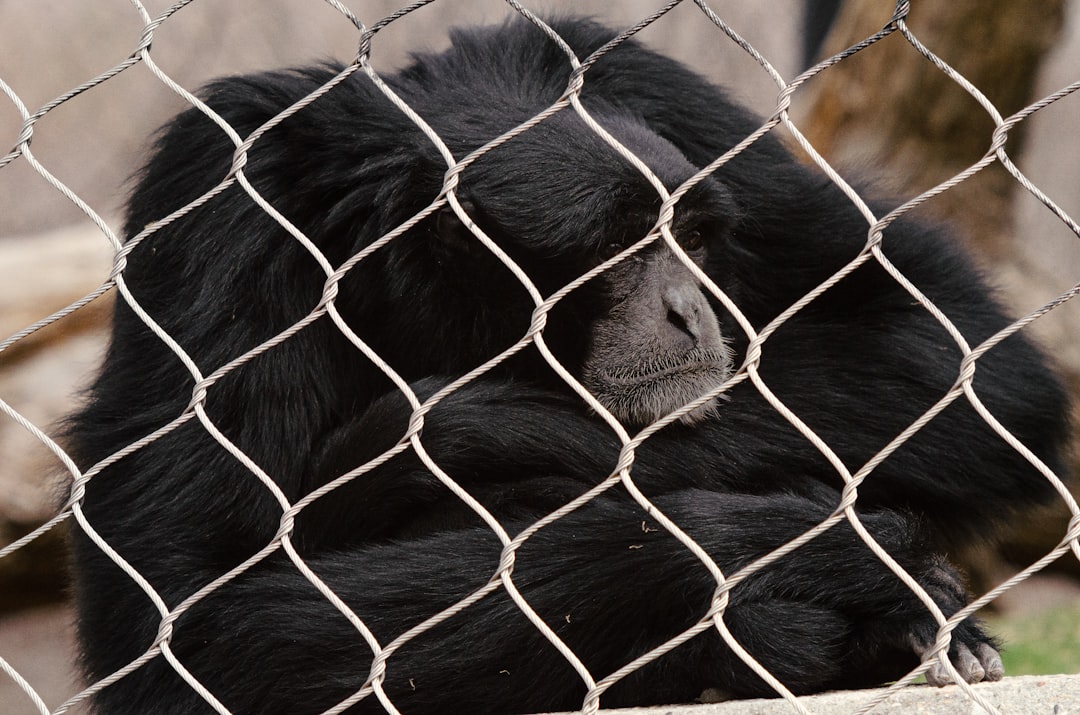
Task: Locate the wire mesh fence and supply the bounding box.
[1,1,1079,714]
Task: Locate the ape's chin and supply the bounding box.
[584,347,733,428]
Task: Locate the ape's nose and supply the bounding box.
[663,283,705,341]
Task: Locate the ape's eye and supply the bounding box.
[436,205,463,236]
[436,202,481,255]
[680,229,704,252]
[600,242,625,260]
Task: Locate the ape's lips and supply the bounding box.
[598,347,733,386]
[585,347,733,425]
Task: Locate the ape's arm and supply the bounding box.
[92,488,996,715]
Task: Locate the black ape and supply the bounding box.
[68,17,1068,715]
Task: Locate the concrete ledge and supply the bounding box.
[549,674,1080,714]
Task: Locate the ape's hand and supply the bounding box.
[907,561,1004,686]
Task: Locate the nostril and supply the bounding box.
[667,306,699,340]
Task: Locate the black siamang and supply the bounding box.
[68,17,1068,715]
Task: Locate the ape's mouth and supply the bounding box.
[584,347,733,426]
[600,347,733,385]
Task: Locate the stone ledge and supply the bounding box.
[547,674,1080,714]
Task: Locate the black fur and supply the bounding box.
[68,17,1068,714]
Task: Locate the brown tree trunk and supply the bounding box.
[801,0,1065,259]
[800,0,1076,579]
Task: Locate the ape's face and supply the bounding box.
[427,110,736,427]
[581,240,733,426]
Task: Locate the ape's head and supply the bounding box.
[374,108,738,427]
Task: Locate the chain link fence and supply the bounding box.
[1,1,1079,714]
